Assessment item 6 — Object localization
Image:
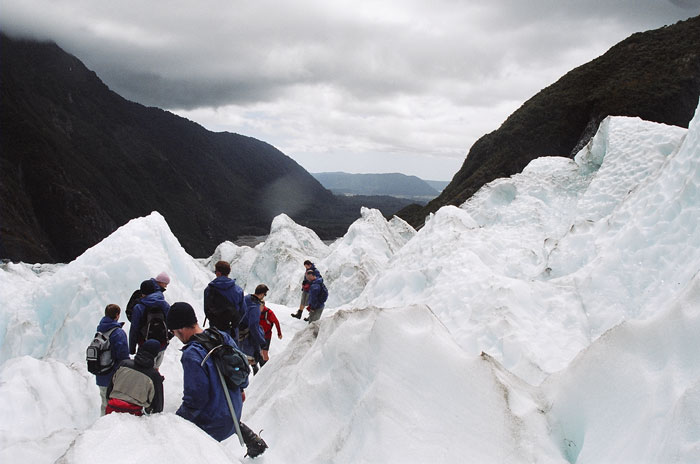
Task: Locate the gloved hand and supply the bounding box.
[254,350,264,364]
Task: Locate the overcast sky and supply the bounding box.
[1,1,698,180]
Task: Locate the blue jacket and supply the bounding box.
[176,330,249,442]
[307,276,326,310]
[204,276,245,337]
[95,316,130,387]
[129,291,170,354]
[240,294,266,357]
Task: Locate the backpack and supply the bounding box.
[86,327,119,375]
[204,288,241,332]
[140,305,168,344]
[191,328,250,389]
[125,289,142,322]
[318,282,329,304]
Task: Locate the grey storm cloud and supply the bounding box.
[0,0,696,179]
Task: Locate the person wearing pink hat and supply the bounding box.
[155,271,170,292]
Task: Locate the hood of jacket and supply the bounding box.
[140,290,166,307]
[208,276,238,292]
[134,350,155,369]
[97,316,124,333]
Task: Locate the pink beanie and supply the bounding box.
[155,271,170,285]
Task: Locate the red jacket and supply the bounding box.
[259,306,282,340]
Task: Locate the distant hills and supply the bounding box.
[424,179,449,192]
[0,34,401,263]
[399,15,700,227]
[312,172,447,202]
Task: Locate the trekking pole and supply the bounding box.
[214,362,245,446]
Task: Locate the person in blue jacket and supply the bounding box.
[95,303,130,415]
[291,260,320,319]
[305,270,326,323]
[167,302,267,457]
[240,284,268,373]
[204,260,245,338]
[129,279,171,368]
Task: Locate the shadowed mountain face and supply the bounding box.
[399,15,700,227]
[0,33,348,262]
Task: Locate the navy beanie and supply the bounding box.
[140,339,161,356]
[140,279,158,295]
[166,302,198,330]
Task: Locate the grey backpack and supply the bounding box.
[86,327,118,375]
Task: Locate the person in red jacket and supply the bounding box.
[259,303,282,367]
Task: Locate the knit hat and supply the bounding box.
[155,271,170,285]
[166,302,198,330]
[140,339,161,357]
[140,279,158,295]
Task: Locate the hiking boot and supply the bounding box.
[240,422,268,458]
[291,310,302,319]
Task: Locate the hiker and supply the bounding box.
[126,272,170,317]
[240,284,268,374]
[166,302,267,457]
[305,269,327,323]
[259,303,282,367]
[128,279,171,368]
[93,304,130,415]
[291,260,320,319]
[105,339,164,416]
[204,260,245,338]
[154,271,170,292]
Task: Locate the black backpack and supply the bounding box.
[191,328,250,388]
[140,305,168,343]
[125,289,142,322]
[86,327,119,375]
[204,288,241,332]
[318,282,329,304]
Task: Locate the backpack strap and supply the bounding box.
[101,326,119,337]
[200,344,226,367]
[190,328,224,361]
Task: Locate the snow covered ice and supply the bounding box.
[1,103,699,463]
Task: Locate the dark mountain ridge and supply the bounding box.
[0,33,351,262]
[399,15,700,227]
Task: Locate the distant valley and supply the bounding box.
[313,172,448,204]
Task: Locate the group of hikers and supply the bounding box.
[87,259,328,458]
